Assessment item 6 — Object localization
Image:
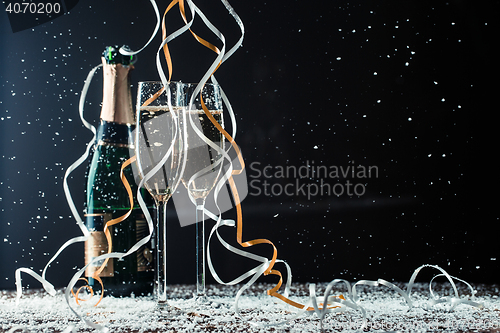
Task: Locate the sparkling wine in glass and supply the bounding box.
[181,83,224,301]
[134,81,186,308]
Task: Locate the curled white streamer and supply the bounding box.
[13,0,162,331]
[175,0,301,326]
[183,23,225,203]
[180,0,303,325]
[62,0,197,328]
[14,63,101,305]
[56,0,197,327]
[175,0,296,320]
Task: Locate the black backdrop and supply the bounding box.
[0,0,498,291]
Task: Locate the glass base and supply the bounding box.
[153,301,184,319]
[157,300,169,308]
[193,293,209,305]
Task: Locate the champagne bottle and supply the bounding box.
[84,45,154,297]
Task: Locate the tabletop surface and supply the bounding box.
[1,282,499,332]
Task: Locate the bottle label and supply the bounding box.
[84,213,114,277]
[136,213,154,272]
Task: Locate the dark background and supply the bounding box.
[0,0,498,291]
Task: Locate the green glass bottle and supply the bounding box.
[84,45,154,297]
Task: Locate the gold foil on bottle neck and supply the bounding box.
[100,57,135,125]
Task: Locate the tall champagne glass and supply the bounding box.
[134,81,186,307]
[181,83,224,301]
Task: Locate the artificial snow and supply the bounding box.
[1,283,499,332]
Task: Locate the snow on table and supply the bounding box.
[1,283,499,332]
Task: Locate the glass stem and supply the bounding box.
[195,198,206,297]
[156,199,168,306]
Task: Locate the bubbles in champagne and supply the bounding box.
[133,107,184,202]
[181,110,224,200]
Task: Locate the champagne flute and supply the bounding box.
[134,81,186,307]
[181,83,224,302]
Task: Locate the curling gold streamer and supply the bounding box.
[167,0,342,312]
[161,0,178,80]
[71,278,94,305]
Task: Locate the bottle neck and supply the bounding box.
[100,56,135,125]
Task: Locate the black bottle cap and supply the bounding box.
[103,45,133,65]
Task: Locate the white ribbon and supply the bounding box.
[119,0,161,58]
[14,0,163,331]
[14,62,101,305]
